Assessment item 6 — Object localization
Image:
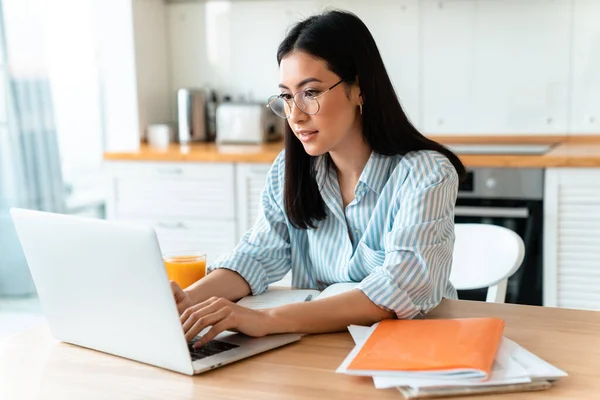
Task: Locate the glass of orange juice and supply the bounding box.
[163,250,207,289]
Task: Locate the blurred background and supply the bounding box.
[1,0,599,338]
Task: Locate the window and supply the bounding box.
[3,0,105,215]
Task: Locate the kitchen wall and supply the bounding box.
[121,0,600,150]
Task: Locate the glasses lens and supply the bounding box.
[268,96,291,119]
[295,91,319,115]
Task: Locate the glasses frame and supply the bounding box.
[266,78,345,119]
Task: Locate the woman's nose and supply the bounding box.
[288,100,307,124]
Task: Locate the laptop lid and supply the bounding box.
[10,208,194,375]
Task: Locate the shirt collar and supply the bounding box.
[357,151,392,195]
[314,151,392,195]
[314,154,328,190]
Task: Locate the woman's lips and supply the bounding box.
[297,130,318,142]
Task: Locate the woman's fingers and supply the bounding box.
[180,297,236,341]
[184,306,232,342]
[180,296,219,326]
[194,319,233,348]
[177,297,268,346]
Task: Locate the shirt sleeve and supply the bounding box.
[357,151,459,319]
[207,151,291,295]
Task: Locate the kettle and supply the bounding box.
[177,88,217,143]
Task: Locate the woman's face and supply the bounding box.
[279,51,362,156]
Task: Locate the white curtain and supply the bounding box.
[0,2,65,295]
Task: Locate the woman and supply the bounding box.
[172,10,466,347]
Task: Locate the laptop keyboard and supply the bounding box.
[188,337,240,361]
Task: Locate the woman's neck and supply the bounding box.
[329,137,372,183]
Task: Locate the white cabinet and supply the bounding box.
[93,0,141,152]
[235,162,291,286]
[235,163,271,238]
[118,218,237,266]
[316,0,421,127]
[94,0,171,151]
[105,161,237,265]
[105,161,275,265]
[421,0,571,135]
[570,0,600,134]
[107,162,235,219]
[544,168,600,310]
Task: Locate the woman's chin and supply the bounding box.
[301,142,328,157]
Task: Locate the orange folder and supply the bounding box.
[347,318,505,378]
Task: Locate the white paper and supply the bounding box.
[237,283,359,310]
[502,338,567,381]
[347,325,370,343]
[372,339,530,389]
[236,289,319,309]
[316,283,359,300]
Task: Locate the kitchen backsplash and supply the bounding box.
[131,0,600,138]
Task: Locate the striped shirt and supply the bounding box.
[209,149,459,319]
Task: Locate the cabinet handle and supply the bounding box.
[454,206,529,219]
[157,222,188,229]
[157,167,183,175]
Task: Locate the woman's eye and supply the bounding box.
[280,93,293,101]
[304,89,319,98]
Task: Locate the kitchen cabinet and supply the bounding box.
[570,0,600,134]
[421,0,571,135]
[235,163,271,238]
[105,161,237,265]
[544,168,600,310]
[105,160,290,282]
[235,162,291,286]
[105,161,275,265]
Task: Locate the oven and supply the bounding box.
[454,168,544,306]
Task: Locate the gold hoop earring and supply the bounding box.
[359,104,363,115]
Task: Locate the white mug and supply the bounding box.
[147,124,172,149]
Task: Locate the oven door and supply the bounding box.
[453,198,543,305]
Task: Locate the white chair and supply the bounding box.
[450,223,525,303]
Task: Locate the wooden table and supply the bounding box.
[2,300,599,400]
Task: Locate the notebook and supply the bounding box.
[339,318,505,381]
[237,282,359,309]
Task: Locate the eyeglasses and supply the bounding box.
[266,79,345,119]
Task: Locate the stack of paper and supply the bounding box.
[337,320,567,399]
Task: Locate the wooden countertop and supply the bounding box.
[103,135,600,167]
[104,142,285,163]
[2,299,600,399]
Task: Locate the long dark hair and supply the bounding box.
[278,10,466,229]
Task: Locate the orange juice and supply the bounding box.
[163,251,206,289]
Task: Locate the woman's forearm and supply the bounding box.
[264,289,395,335]
[185,268,251,305]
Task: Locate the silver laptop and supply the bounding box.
[10,208,301,375]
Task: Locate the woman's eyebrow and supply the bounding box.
[278,77,323,90]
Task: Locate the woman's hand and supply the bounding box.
[170,281,193,314]
[180,297,273,347]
